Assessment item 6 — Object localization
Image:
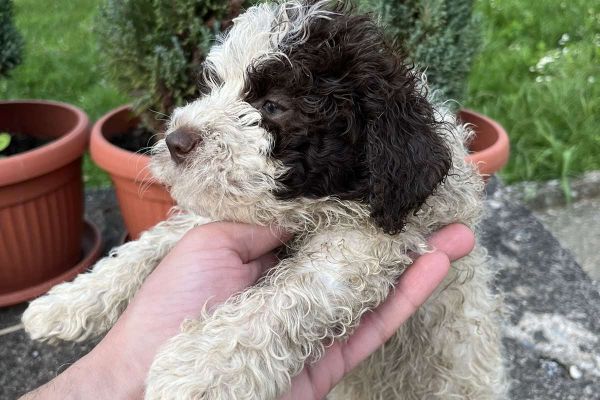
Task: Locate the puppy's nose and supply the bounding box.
[165,128,201,164]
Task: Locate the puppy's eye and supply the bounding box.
[262,100,284,115]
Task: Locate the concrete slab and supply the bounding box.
[502,170,600,283]
[532,197,600,282]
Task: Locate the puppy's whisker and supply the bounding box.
[134,164,159,199]
[139,146,155,156]
[148,108,171,121]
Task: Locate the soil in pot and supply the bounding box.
[0,132,52,157]
[108,124,159,153]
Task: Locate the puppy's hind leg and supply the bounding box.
[22,213,209,343]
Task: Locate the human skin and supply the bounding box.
[21,222,474,400]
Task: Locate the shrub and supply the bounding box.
[361,0,481,104]
[0,0,24,78]
[96,0,480,132]
[95,0,251,132]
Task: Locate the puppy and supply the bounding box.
[23,1,507,398]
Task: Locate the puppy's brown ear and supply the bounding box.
[367,58,452,235]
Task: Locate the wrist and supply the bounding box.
[20,344,143,400]
[85,331,147,399]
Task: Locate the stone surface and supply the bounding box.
[482,184,600,399]
[0,312,99,398]
[504,170,600,210]
[532,197,600,282]
[502,170,600,284]
[1,184,599,399]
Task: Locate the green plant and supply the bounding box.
[95,0,251,132]
[0,132,11,153]
[467,0,599,185]
[0,0,24,77]
[361,0,481,105]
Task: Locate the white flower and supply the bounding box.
[536,54,556,71]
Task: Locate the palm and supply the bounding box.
[283,224,474,399]
[102,223,285,380]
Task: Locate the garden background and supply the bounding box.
[2,0,599,190]
[2,2,600,398]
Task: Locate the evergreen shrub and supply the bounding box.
[361,0,482,104]
[96,0,481,131]
[0,0,23,78]
[96,0,250,131]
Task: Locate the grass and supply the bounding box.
[1,0,127,186]
[466,0,600,185]
[1,0,598,187]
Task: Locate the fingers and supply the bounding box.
[336,250,451,371]
[185,222,291,263]
[394,251,451,314]
[188,222,473,266]
[311,227,470,394]
[245,252,281,282]
[427,223,475,261]
[298,250,452,398]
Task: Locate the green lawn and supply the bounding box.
[1,0,126,186]
[2,0,599,187]
[466,0,600,185]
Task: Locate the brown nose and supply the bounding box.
[165,128,201,164]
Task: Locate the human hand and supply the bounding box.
[21,223,474,400]
[99,222,291,397]
[281,223,475,400]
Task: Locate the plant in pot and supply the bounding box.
[91,0,251,240]
[0,1,101,306]
[361,0,510,177]
[93,0,507,241]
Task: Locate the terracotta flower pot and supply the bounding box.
[461,109,510,178]
[0,100,101,306]
[90,106,174,240]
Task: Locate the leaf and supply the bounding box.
[0,132,12,152]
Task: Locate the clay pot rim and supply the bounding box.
[0,100,89,186]
[90,105,155,183]
[461,108,510,177]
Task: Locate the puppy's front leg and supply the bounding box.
[146,230,406,400]
[22,212,210,343]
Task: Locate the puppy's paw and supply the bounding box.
[22,293,79,342]
[145,320,287,400]
[22,281,107,342]
[145,321,218,400]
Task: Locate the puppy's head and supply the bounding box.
[151,0,451,234]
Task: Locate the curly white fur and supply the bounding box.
[23,2,507,399]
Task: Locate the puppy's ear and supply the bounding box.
[367,61,452,235]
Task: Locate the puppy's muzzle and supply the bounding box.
[166,128,202,164]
